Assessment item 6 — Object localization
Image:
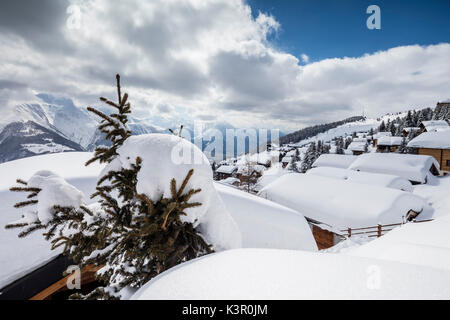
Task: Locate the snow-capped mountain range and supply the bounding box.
[0,93,287,163]
[0,94,166,163]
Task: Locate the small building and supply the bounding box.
[418,120,449,134]
[312,154,357,169]
[347,141,367,155]
[258,174,426,248]
[216,165,238,180]
[407,130,450,174]
[348,153,440,184]
[217,177,241,187]
[236,164,265,182]
[402,127,420,138]
[372,132,392,147]
[376,136,403,153]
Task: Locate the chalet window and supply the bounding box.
[447,160,450,167]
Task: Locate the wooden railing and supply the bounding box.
[340,219,434,239]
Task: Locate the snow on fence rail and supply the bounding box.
[340,219,434,238]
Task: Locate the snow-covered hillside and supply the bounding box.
[294,112,408,146]
[0,121,84,163]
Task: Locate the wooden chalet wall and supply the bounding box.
[311,225,337,250]
[418,148,450,173]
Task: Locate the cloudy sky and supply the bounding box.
[0,0,449,132]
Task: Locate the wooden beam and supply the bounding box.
[29,265,103,300]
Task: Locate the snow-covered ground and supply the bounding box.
[131,248,450,300]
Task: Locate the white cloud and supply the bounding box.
[0,0,449,132]
[301,53,309,64]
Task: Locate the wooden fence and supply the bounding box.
[340,219,434,239]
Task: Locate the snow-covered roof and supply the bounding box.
[130,248,450,299]
[216,165,237,174]
[352,137,367,142]
[373,132,392,139]
[420,120,449,130]
[347,141,367,152]
[236,164,266,174]
[377,136,403,146]
[403,127,419,133]
[307,166,413,192]
[312,154,357,169]
[254,163,288,192]
[424,126,450,133]
[348,153,440,184]
[259,173,425,229]
[218,177,240,186]
[245,150,279,166]
[407,130,450,150]
[215,183,317,251]
[356,133,367,138]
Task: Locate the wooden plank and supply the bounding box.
[29,265,103,300]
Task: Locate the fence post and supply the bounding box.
[348,228,351,238]
[377,224,382,237]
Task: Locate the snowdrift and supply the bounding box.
[259,174,425,228]
[130,248,450,300]
[348,153,440,184]
[307,166,413,192]
[347,216,450,272]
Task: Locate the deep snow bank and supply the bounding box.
[347,216,450,271]
[215,183,317,251]
[130,248,450,300]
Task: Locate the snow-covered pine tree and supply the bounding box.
[290,148,301,173]
[344,137,352,149]
[397,137,408,154]
[335,137,344,155]
[85,74,132,166]
[300,142,317,173]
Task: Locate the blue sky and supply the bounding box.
[248,0,450,61]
